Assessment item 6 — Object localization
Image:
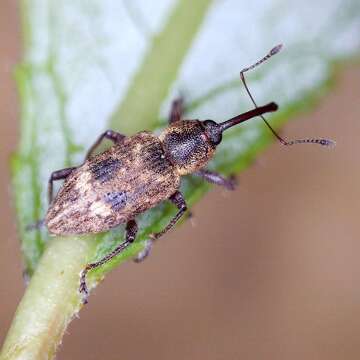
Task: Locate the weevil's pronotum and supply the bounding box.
[39,45,333,303]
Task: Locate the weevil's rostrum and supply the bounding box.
[39,45,333,303]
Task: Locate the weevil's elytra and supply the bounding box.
[46,132,181,235]
[39,45,333,303]
[90,157,122,184]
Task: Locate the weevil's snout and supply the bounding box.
[202,120,222,146]
[202,102,278,146]
[219,102,278,132]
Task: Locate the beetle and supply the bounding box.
[41,45,333,303]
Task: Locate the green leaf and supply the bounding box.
[2,1,360,358]
[12,0,360,280]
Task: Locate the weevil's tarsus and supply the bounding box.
[133,239,153,263]
[85,129,126,160]
[80,219,138,304]
[48,167,76,204]
[240,44,334,147]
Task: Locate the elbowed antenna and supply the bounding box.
[220,102,278,132]
[239,45,335,147]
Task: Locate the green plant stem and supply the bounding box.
[0,236,97,360]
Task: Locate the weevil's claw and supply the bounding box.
[133,239,153,263]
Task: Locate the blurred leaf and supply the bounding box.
[12,0,360,280]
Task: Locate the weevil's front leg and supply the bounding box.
[134,191,187,263]
[85,129,126,160]
[48,167,77,204]
[79,219,138,304]
[194,169,237,190]
[168,97,184,123]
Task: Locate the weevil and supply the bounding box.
[41,45,333,303]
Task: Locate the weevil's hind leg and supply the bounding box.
[79,219,138,304]
[85,130,126,160]
[168,97,184,123]
[48,167,77,204]
[134,191,187,263]
[194,169,237,190]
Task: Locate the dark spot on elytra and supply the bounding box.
[104,191,127,211]
[90,158,121,183]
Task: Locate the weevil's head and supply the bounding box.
[159,102,278,176]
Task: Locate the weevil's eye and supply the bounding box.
[203,120,222,146]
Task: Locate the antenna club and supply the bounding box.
[319,139,336,147]
[282,138,336,147]
[270,44,283,56]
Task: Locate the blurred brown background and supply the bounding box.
[1,2,360,360]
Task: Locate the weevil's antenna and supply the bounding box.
[240,44,335,147]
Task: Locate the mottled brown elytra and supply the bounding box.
[39,45,333,303]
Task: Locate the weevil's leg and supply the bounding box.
[133,239,153,263]
[153,191,187,239]
[26,219,45,232]
[168,97,184,123]
[79,219,138,304]
[194,169,237,190]
[134,191,187,263]
[48,167,77,204]
[85,130,126,160]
